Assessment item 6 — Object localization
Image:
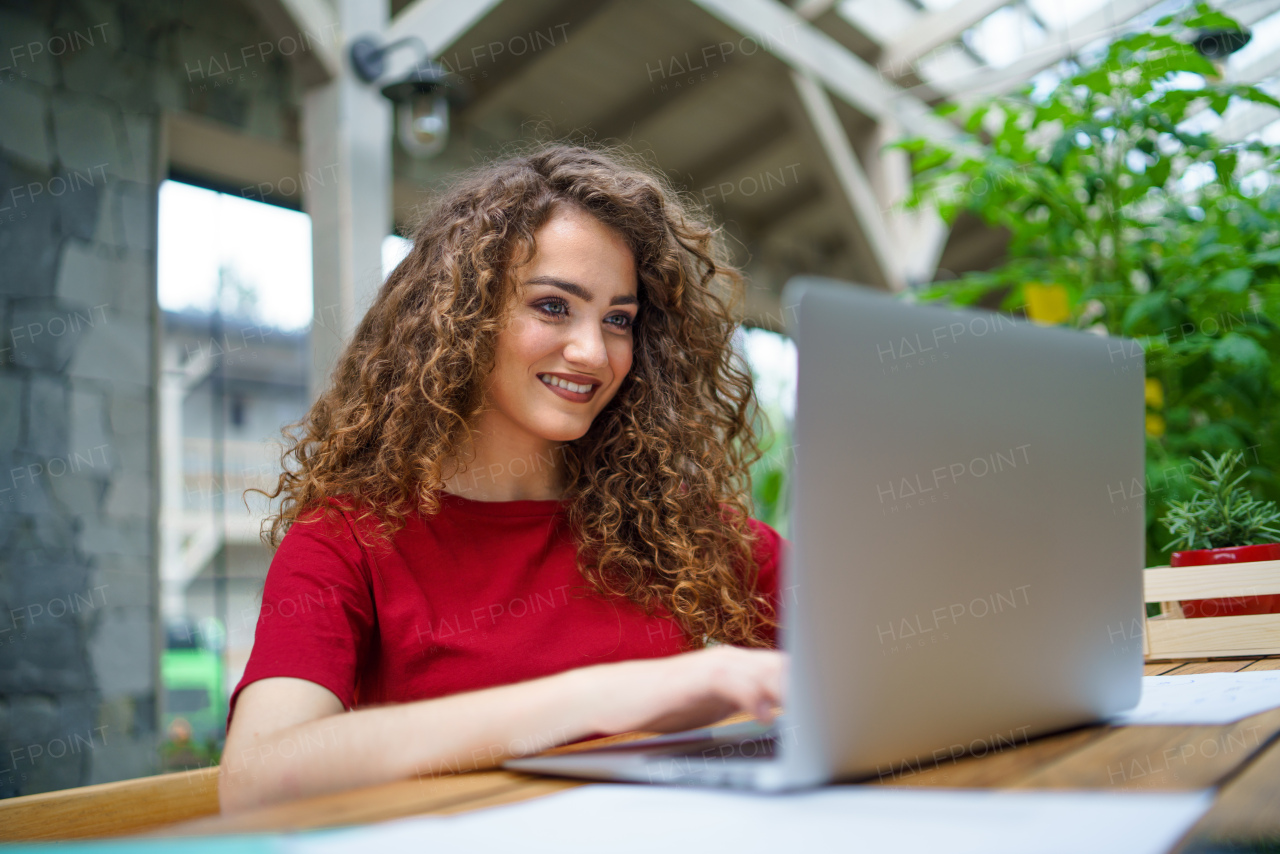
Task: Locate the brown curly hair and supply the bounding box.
[257,142,776,648]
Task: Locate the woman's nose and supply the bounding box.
[564,320,609,368]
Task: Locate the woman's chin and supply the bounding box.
[533,412,594,443]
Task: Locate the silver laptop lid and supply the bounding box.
[777,277,1145,785]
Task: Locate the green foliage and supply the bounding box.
[1161,450,1280,550]
[894,4,1280,565]
[749,402,792,538]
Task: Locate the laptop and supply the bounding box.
[504,276,1146,790]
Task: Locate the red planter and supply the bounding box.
[1173,542,1280,618]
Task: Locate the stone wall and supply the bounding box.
[0,0,302,796]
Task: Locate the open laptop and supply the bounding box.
[504,276,1146,790]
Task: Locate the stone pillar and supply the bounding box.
[0,4,160,795]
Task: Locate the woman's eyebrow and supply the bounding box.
[526,275,638,307]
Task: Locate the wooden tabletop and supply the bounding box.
[154,656,1280,851]
[2,656,1277,848]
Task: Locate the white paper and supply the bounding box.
[1111,671,1280,725]
[283,784,1213,854]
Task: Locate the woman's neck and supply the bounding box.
[440,425,568,502]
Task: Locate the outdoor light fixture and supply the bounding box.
[350,35,453,159]
[1191,27,1251,60]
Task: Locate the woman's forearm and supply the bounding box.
[219,666,597,813]
[219,646,783,814]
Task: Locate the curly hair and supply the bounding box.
[257,142,776,648]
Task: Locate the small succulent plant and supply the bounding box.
[1161,451,1280,552]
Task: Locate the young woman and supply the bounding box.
[220,144,789,813]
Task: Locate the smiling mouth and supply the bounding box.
[538,373,598,402]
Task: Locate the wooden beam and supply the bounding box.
[239,0,341,86]
[856,117,950,286]
[678,109,792,195]
[879,0,1008,79]
[453,0,613,119]
[164,112,302,205]
[796,3,883,73]
[737,178,824,234]
[589,50,754,142]
[686,0,961,144]
[793,0,838,20]
[791,70,905,290]
[387,0,508,57]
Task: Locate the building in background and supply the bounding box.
[160,308,309,703]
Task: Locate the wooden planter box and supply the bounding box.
[1144,559,1280,659]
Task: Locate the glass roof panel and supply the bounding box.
[837,0,921,44]
[1026,0,1113,32]
[963,4,1048,68]
[918,40,988,82]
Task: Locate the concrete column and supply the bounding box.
[302,0,392,404]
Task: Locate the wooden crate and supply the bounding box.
[1144,559,1280,659]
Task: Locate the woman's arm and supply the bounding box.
[219,645,783,813]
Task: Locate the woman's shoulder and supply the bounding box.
[278,495,406,566]
[287,495,365,540]
[743,516,788,579]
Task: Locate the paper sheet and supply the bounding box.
[1110,670,1280,725]
[283,785,1213,854]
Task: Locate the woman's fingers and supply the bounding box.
[698,647,784,724]
[589,646,786,735]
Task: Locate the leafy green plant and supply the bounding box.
[748,389,792,537]
[894,3,1280,565]
[1161,450,1280,550]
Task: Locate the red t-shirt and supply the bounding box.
[229,492,787,722]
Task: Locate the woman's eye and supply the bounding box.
[535,299,634,331]
[535,299,568,318]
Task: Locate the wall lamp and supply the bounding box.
[350,35,453,159]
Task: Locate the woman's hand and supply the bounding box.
[576,645,786,736]
[221,646,784,813]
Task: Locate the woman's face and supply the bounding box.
[483,204,639,445]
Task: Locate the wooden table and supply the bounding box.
[3,656,1279,849]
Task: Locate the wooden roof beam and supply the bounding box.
[386,0,508,57]
[685,0,961,145]
[879,0,1010,79]
[678,109,793,198]
[590,54,755,142]
[791,70,906,291]
[240,0,341,86]
[453,0,615,124]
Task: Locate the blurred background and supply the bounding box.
[1,0,1278,797]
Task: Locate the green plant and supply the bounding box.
[749,419,791,538]
[1161,450,1280,550]
[894,3,1280,565]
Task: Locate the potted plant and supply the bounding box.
[1160,450,1280,617]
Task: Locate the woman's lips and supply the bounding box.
[539,375,597,403]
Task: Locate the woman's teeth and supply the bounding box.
[540,374,592,394]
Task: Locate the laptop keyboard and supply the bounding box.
[643,733,777,761]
